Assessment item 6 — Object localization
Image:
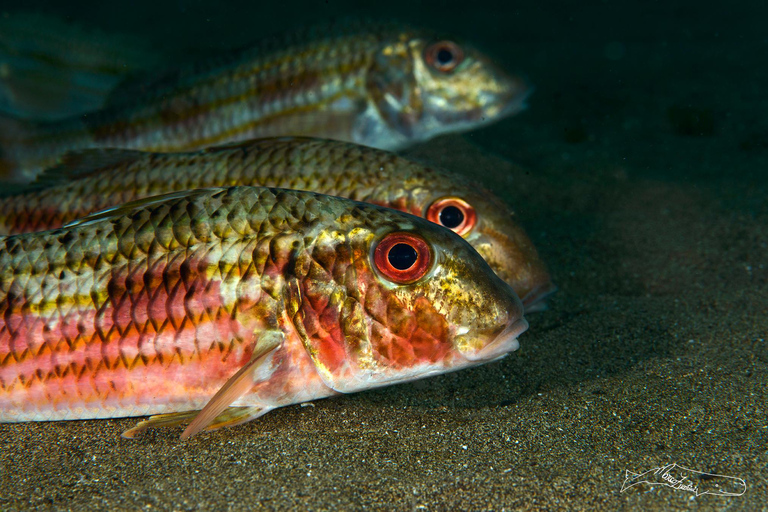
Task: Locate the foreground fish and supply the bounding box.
[0,22,530,183]
[0,186,527,438]
[0,137,554,309]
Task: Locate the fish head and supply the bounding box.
[383,161,556,311]
[411,39,532,138]
[432,187,556,311]
[363,34,530,148]
[293,201,527,393]
[408,37,530,140]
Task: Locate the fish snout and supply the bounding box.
[489,74,532,119]
[465,316,528,362]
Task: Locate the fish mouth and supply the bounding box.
[466,317,529,362]
[494,77,533,118]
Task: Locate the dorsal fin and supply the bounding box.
[1,148,148,196]
[0,183,37,198]
[57,148,146,173]
[63,188,217,228]
[104,19,399,108]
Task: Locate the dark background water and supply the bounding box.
[1,1,766,510]
[14,0,765,44]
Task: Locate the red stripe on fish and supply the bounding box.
[0,249,260,421]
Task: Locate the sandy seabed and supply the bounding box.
[1,1,766,510]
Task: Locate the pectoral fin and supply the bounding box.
[181,332,283,440]
[121,331,284,440]
[121,406,270,439]
[122,410,199,438]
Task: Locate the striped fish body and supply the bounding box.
[0,186,526,437]
[0,23,530,183]
[0,137,554,309]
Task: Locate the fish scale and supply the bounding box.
[2,189,304,422]
[0,186,527,437]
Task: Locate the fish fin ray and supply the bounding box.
[0,114,38,183]
[180,331,284,440]
[0,182,40,198]
[4,148,148,196]
[121,410,200,439]
[120,406,269,439]
[0,11,162,120]
[63,188,220,228]
[203,406,271,432]
[37,149,147,187]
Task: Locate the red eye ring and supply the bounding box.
[373,232,432,284]
[424,40,465,73]
[425,197,477,237]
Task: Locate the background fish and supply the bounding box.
[0,186,527,438]
[0,21,530,183]
[0,137,553,309]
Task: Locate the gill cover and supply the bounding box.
[366,37,422,138]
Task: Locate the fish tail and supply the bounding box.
[0,11,160,121]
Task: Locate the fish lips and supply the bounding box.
[444,77,533,129]
[464,317,529,362]
[486,76,533,120]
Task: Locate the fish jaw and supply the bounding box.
[463,317,527,362]
[414,70,532,141]
[483,76,533,123]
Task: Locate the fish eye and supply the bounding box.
[373,232,432,284]
[425,197,477,237]
[439,206,464,228]
[388,243,418,270]
[424,41,464,73]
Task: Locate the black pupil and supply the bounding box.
[439,205,465,229]
[388,243,418,270]
[436,48,454,65]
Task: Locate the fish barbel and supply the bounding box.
[0,22,530,183]
[0,137,553,309]
[0,186,527,438]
